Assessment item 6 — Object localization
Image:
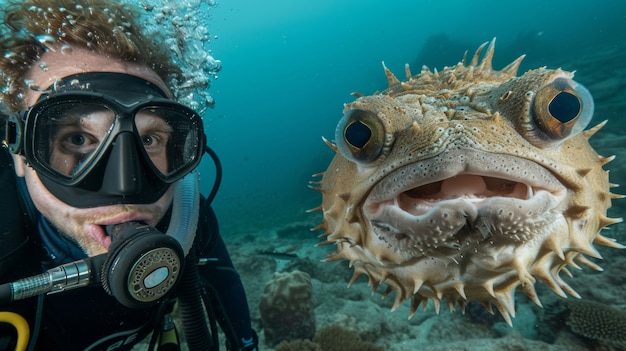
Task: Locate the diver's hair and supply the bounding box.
[0,0,181,111]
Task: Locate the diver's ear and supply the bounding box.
[12,154,26,177]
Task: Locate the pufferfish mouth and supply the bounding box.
[394,174,535,214]
[364,149,567,254]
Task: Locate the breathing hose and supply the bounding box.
[165,164,214,350]
[177,250,212,351]
[166,171,200,256]
[0,311,29,351]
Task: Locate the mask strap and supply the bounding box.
[0,112,25,154]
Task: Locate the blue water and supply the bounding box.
[203,0,626,233]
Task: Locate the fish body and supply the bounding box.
[312,40,623,324]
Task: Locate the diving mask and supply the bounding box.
[1,72,206,208]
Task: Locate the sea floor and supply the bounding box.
[221,206,626,351]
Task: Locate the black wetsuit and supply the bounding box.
[0,150,257,351]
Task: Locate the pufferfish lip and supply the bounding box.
[366,148,565,205]
[363,149,568,249]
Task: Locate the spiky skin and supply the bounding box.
[311,40,624,324]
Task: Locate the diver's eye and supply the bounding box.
[335,109,385,163]
[532,77,594,140]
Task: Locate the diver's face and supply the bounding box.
[12,48,174,256]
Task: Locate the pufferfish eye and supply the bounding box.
[532,77,594,140]
[335,109,385,163]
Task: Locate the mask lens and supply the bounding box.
[31,102,115,181]
[25,94,205,187]
[136,106,203,179]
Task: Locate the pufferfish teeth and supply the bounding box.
[367,188,560,254]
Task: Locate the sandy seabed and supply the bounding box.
[223,209,626,351]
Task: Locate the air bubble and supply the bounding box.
[3,52,18,64]
[135,0,221,113]
[60,44,72,54]
[35,34,57,51]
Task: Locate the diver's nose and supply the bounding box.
[101,132,144,195]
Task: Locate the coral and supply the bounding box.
[563,300,626,349]
[313,325,385,351]
[258,270,315,346]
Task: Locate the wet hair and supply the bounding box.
[0,0,181,111]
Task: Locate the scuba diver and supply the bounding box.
[0,0,259,350]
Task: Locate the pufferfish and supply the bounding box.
[310,39,624,324]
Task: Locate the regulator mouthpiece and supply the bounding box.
[0,221,185,308]
[101,221,185,308]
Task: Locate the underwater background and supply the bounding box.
[1,0,623,349]
[201,1,626,350]
[204,0,626,233]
